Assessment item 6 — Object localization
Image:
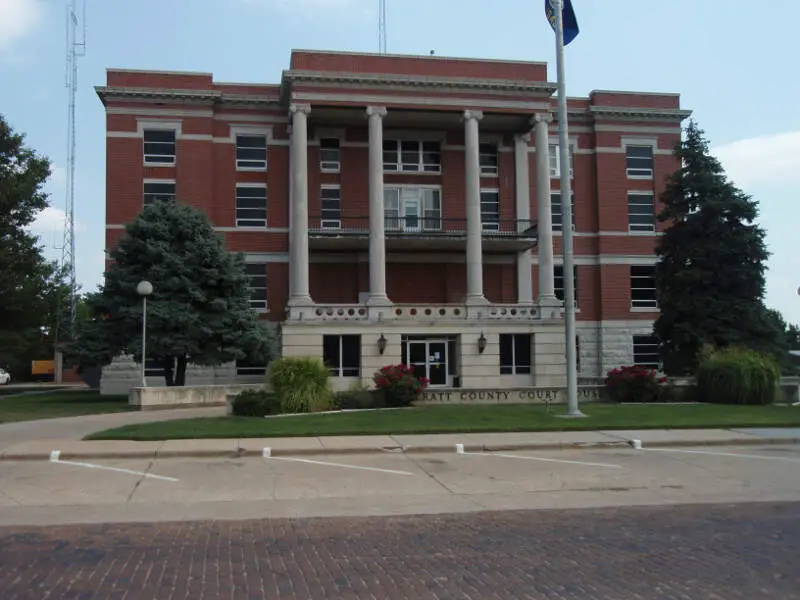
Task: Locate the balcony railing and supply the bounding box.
[287,303,543,322]
[309,216,536,239]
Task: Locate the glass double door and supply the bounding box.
[407,339,448,387]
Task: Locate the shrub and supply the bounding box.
[334,389,385,410]
[604,365,665,403]
[268,357,333,413]
[697,346,780,405]
[231,389,281,417]
[373,364,429,407]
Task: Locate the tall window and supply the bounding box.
[235,134,267,170]
[626,145,654,178]
[480,189,500,230]
[320,138,340,172]
[383,140,441,173]
[630,265,657,309]
[479,143,499,176]
[143,129,176,165]
[554,265,579,306]
[235,185,267,228]
[384,186,441,231]
[323,335,361,377]
[549,143,574,178]
[628,192,655,232]
[143,181,175,206]
[245,263,268,312]
[633,335,660,368]
[551,192,576,231]
[320,186,341,229]
[499,334,532,375]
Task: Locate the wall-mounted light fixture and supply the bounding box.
[477,332,487,354]
[377,333,387,355]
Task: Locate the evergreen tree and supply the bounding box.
[654,121,783,374]
[69,200,274,386]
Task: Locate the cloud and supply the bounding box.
[27,206,87,244]
[714,131,800,189]
[0,0,44,53]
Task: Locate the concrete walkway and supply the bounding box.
[2,424,799,461]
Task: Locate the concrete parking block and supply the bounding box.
[157,439,239,458]
[0,439,162,461]
[600,428,759,446]
[318,435,401,453]
[1,440,66,461]
[731,428,800,439]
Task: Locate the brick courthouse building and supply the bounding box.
[97,49,690,393]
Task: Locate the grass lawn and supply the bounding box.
[86,403,800,441]
[0,386,66,396]
[0,390,132,423]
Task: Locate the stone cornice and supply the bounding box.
[281,69,558,95]
[588,106,693,122]
[95,86,280,108]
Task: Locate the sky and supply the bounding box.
[1,0,798,324]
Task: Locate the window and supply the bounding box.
[143,129,176,165]
[320,138,340,172]
[323,335,361,377]
[499,334,532,375]
[480,189,500,231]
[633,335,660,368]
[143,181,175,206]
[383,140,441,173]
[628,192,655,233]
[320,186,341,229]
[385,186,441,231]
[245,263,268,312]
[626,145,654,178]
[630,265,657,309]
[235,134,267,170]
[479,143,498,176]
[549,143,574,178]
[236,358,266,377]
[554,265,579,307]
[551,192,576,232]
[235,185,267,228]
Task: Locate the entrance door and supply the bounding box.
[406,340,448,387]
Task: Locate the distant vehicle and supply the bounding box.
[0,368,10,385]
[31,360,55,382]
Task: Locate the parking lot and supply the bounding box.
[2,441,800,526]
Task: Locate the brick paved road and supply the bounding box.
[1,502,798,599]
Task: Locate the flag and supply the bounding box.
[545,0,580,45]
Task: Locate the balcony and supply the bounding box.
[287,303,542,323]
[308,216,537,252]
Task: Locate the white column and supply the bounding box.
[464,110,487,306]
[514,132,533,305]
[366,106,391,306]
[288,103,312,306]
[534,113,558,305]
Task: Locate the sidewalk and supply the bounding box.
[2,427,799,461]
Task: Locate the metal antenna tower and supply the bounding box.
[378,0,387,54]
[59,0,86,343]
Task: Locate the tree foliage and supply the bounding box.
[0,114,71,378]
[654,121,786,374]
[67,200,274,386]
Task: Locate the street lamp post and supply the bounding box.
[136,280,153,387]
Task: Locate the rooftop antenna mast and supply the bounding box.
[378,0,387,54]
[59,0,86,344]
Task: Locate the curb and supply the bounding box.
[4,435,800,462]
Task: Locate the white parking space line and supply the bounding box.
[459,450,623,469]
[646,448,800,464]
[265,456,415,476]
[49,457,179,482]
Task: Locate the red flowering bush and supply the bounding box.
[373,364,430,407]
[604,365,665,403]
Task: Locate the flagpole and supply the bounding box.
[553,0,583,417]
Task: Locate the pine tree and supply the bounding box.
[654,121,784,374]
[69,200,275,386]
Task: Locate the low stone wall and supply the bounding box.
[416,386,606,405]
[129,384,264,411]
